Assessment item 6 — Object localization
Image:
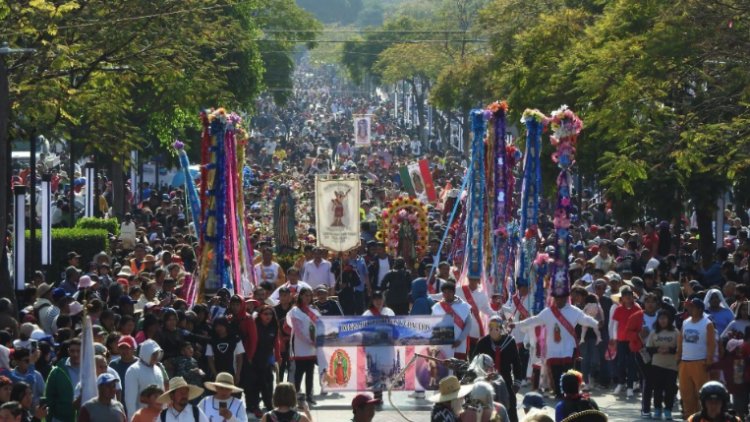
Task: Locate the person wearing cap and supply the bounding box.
[156,377,207,422]
[109,335,137,386]
[587,242,613,272]
[362,291,395,317]
[312,285,343,316]
[59,266,81,296]
[515,292,599,398]
[198,372,247,422]
[678,297,716,419]
[608,285,641,398]
[429,375,473,421]
[255,246,287,288]
[78,373,126,422]
[351,392,381,422]
[432,283,472,360]
[7,348,44,407]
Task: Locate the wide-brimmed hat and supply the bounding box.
[204,372,243,394]
[144,254,157,263]
[117,267,133,278]
[157,377,204,404]
[68,301,83,316]
[428,375,473,403]
[560,409,608,422]
[78,275,97,289]
[36,283,53,299]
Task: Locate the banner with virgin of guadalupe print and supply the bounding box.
[353,115,372,147]
[315,315,454,392]
[315,176,361,252]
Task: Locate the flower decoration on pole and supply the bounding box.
[548,105,583,298]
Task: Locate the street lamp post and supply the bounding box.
[0,41,35,304]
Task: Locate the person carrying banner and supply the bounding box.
[456,276,495,356]
[286,287,322,406]
[513,293,598,398]
[432,283,472,360]
[362,291,395,317]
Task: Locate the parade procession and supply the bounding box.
[1,1,750,421]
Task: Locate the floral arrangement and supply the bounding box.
[521,108,548,124]
[379,196,429,256]
[548,105,583,140]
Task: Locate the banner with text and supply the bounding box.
[315,315,454,392]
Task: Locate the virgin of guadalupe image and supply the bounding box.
[332,351,350,386]
[356,118,368,142]
[273,185,297,252]
[330,188,351,227]
[410,171,425,194]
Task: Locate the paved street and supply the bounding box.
[249,385,673,421]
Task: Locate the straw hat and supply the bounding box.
[36,283,53,299]
[560,409,608,422]
[428,375,473,403]
[157,377,204,404]
[204,372,243,394]
[117,267,133,278]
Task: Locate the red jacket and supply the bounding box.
[228,298,258,362]
[625,310,645,353]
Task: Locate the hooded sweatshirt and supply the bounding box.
[45,357,79,422]
[228,295,258,363]
[409,278,434,315]
[124,339,166,419]
[704,289,734,336]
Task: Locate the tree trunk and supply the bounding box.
[695,205,715,269]
[111,160,126,220]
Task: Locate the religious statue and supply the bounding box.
[273,185,297,253]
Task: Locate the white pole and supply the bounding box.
[130,150,138,206]
[13,185,26,290]
[41,174,51,267]
[84,163,95,217]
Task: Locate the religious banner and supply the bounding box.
[353,115,372,147]
[315,175,361,252]
[316,315,454,392]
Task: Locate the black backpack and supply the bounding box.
[160,404,200,422]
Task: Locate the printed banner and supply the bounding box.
[400,160,437,203]
[316,315,454,392]
[353,115,371,147]
[315,176,361,252]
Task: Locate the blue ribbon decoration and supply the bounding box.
[516,117,543,288]
[466,110,487,279]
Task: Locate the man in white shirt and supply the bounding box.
[456,276,495,356]
[270,267,311,301]
[431,282,472,360]
[157,377,208,422]
[514,292,598,398]
[254,247,286,287]
[302,247,336,293]
[502,284,533,381]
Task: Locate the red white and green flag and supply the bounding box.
[400,159,437,203]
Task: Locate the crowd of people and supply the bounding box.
[4,60,750,422]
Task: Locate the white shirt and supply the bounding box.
[377,258,390,286]
[161,405,209,422]
[455,285,496,338]
[502,294,531,344]
[302,259,335,289]
[255,262,281,285]
[431,298,472,354]
[517,304,598,359]
[270,281,312,302]
[362,307,396,317]
[198,396,248,422]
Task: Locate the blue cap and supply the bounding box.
[118,295,137,305]
[97,373,118,386]
[522,391,545,409]
[52,288,69,300]
[689,297,705,310]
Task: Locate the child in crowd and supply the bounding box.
[579,294,603,344]
[131,384,164,422]
[173,342,205,387]
[645,309,679,421]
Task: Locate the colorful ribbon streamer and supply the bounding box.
[466,109,487,279]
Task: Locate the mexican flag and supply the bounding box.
[399,159,437,203]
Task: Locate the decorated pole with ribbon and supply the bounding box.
[548,106,583,298]
[465,109,487,280]
[485,101,511,296]
[517,109,546,313]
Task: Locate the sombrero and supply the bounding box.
[157,377,204,404]
[428,376,473,403]
[204,372,243,394]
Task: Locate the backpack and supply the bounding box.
[33,302,51,323]
[160,404,199,422]
[265,409,301,422]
